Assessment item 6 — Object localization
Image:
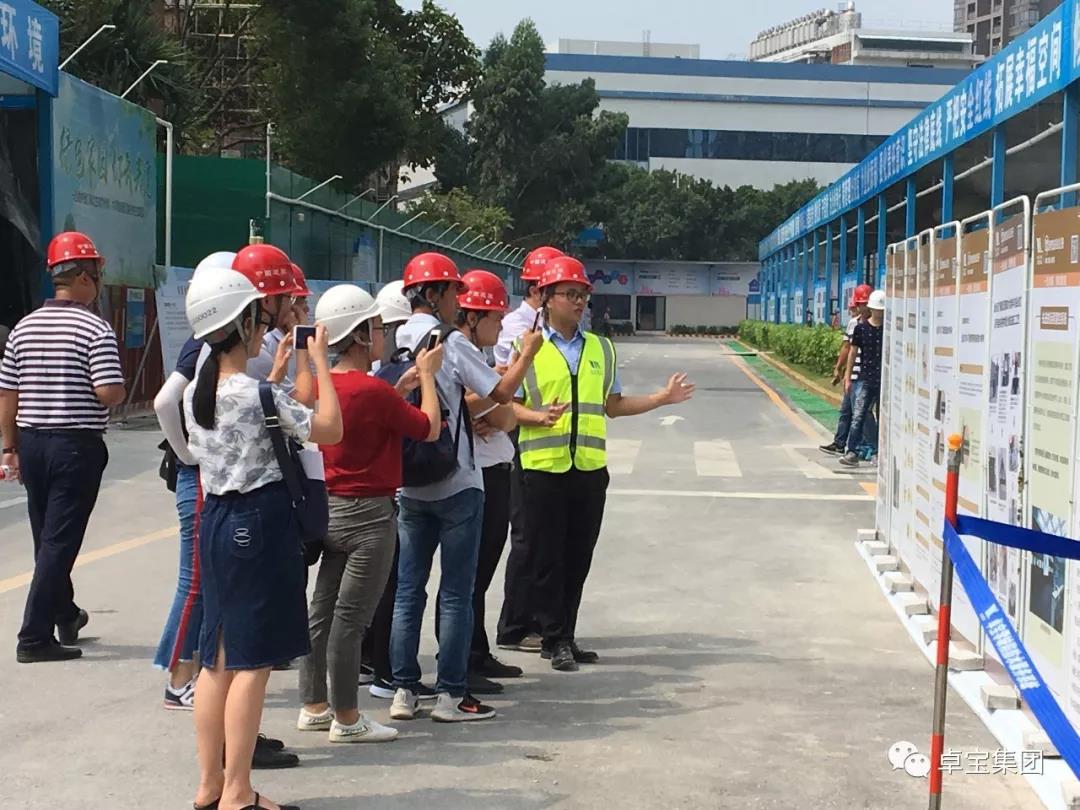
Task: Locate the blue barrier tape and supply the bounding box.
[944,520,1080,778]
[955,515,1080,561]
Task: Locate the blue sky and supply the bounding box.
[401,0,955,59]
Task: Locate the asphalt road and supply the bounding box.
[0,338,1041,809]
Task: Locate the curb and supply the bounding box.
[733,341,842,406]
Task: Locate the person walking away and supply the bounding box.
[515,256,694,672]
[442,270,536,693]
[494,245,563,654]
[152,250,235,709]
[183,266,342,810]
[389,252,543,724]
[819,284,871,456]
[297,284,443,744]
[839,290,885,468]
[1,232,125,663]
[363,278,438,700]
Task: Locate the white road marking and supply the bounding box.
[659,414,684,427]
[779,444,836,479]
[608,488,872,501]
[607,439,643,475]
[0,496,27,510]
[693,440,742,477]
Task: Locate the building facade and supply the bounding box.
[954,0,1061,56]
[545,53,969,190]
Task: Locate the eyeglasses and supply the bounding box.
[257,311,275,329]
[552,290,591,304]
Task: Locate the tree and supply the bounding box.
[257,0,479,188]
[410,188,512,244]
[464,20,628,247]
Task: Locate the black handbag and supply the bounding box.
[257,381,329,565]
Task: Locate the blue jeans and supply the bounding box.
[846,380,880,455]
[391,488,484,697]
[153,465,202,670]
[832,386,853,446]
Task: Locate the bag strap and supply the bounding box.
[257,381,305,504]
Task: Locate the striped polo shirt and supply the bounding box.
[0,300,124,430]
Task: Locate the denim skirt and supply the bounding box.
[199,480,311,670]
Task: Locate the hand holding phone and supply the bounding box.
[294,324,316,352]
[426,330,442,352]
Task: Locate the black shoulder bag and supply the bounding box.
[257,381,329,566]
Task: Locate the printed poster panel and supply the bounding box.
[813,282,826,325]
[910,241,935,592]
[635,266,709,296]
[793,288,805,327]
[948,226,990,643]
[877,250,895,542]
[927,236,960,603]
[124,288,145,350]
[985,215,1027,635]
[841,274,857,314]
[898,248,918,579]
[1028,207,1080,701]
[157,267,194,373]
[887,247,908,565]
[52,73,158,289]
[709,265,757,297]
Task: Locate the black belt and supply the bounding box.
[21,427,104,436]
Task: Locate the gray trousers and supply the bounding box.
[299,495,396,711]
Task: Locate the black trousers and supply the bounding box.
[496,431,539,645]
[523,466,609,650]
[17,429,108,648]
[363,538,398,683]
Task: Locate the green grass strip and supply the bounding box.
[724,340,839,434]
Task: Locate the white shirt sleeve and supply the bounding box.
[154,372,198,466]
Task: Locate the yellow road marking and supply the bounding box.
[0,526,175,594]
[861,482,878,496]
[727,354,822,443]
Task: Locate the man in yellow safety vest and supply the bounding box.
[514,256,695,671]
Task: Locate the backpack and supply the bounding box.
[375,323,474,487]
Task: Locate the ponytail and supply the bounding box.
[192,330,243,429]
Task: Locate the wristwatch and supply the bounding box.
[2,447,15,454]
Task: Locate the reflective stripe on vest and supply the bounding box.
[518,332,615,473]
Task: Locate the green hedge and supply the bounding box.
[738,320,843,377]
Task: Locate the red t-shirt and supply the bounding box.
[320,371,431,498]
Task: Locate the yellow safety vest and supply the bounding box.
[518,332,616,473]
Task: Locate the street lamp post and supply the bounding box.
[59,24,116,70]
[297,175,343,201]
[121,60,169,99]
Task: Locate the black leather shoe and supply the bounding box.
[251,745,299,770]
[16,641,83,663]
[467,671,505,694]
[471,654,523,679]
[570,643,599,664]
[550,641,578,672]
[57,609,89,645]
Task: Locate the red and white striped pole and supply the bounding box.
[929,433,963,809]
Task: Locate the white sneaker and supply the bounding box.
[329,713,399,743]
[390,688,420,720]
[431,692,496,723]
[297,706,334,731]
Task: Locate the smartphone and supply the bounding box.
[532,310,542,331]
[426,330,442,351]
[294,324,316,350]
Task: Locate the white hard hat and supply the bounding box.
[186,266,265,340]
[868,290,886,310]
[315,283,379,345]
[376,280,412,325]
[192,251,238,282]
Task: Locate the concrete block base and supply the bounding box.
[863,540,889,557]
[947,646,984,671]
[856,528,877,542]
[1023,728,1060,758]
[882,571,914,593]
[914,615,937,645]
[1062,780,1080,809]
[873,555,900,573]
[896,592,929,616]
[980,683,1020,710]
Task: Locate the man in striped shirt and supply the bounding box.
[0,231,125,663]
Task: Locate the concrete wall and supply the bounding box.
[666,295,747,328]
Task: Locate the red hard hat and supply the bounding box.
[231,244,295,295]
[538,255,592,292]
[291,263,311,297]
[402,252,465,291]
[47,231,104,272]
[521,246,564,282]
[852,284,873,305]
[458,270,509,312]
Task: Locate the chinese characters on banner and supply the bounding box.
[0,0,57,95]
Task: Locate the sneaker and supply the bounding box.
[818,441,843,456]
[471,654,523,679]
[251,744,299,770]
[467,672,505,695]
[416,682,438,701]
[164,680,195,711]
[431,692,496,723]
[16,640,82,663]
[357,664,375,685]
[297,706,334,731]
[838,452,860,467]
[390,688,420,720]
[369,677,396,700]
[57,609,89,646]
[518,633,543,652]
[256,734,285,752]
[329,713,399,743]
[550,641,578,672]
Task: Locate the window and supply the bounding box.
[612,127,887,164]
